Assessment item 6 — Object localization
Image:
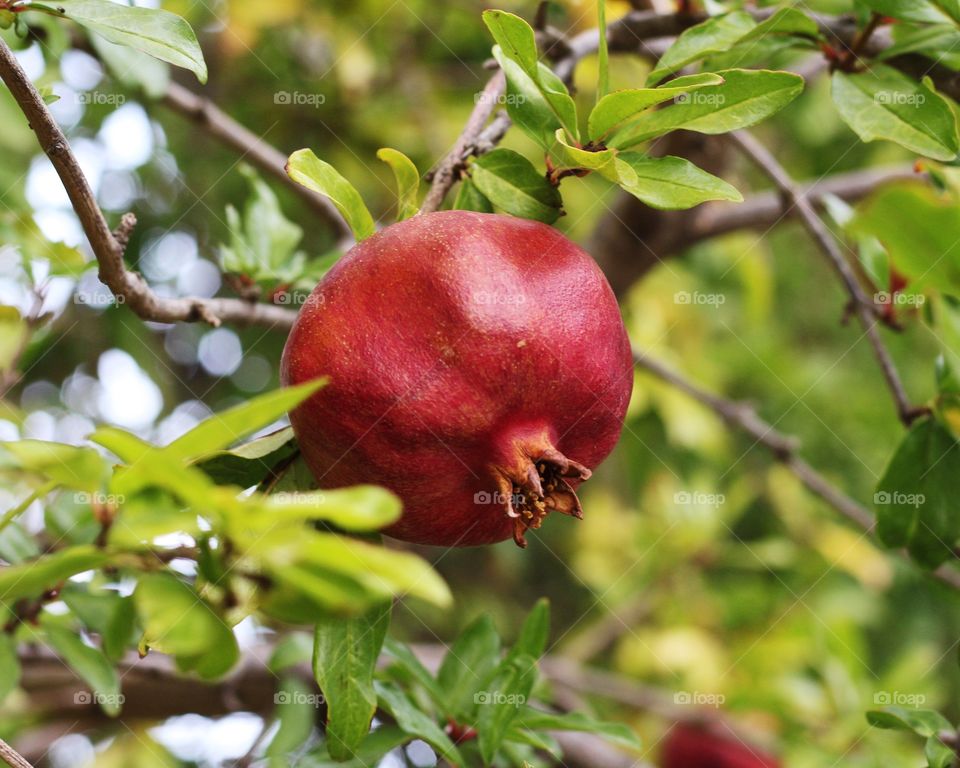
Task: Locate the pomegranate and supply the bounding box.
[661,723,781,768]
[281,211,633,547]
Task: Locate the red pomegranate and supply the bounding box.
[281,211,633,547]
[661,723,781,768]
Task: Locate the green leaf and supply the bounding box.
[89,33,170,99]
[195,427,298,488]
[587,73,725,141]
[610,69,804,148]
[0,633,21,703]
[831,66,959,161]
[648,11,757,85]
[551,130,621,183]
[382,637,447,707]
[268,632,314,673]
[44,624,122,716]
[53,0,206,83]
[88,427,153,465]
[483,11,579,141]
[437,613,501,717]
[482,9,538,73]
[0,520,40,563]
[165,381,324,464]
[852,183,960,294]
[614,153,743,209]
[469,149,562,223]
[313,602,390,760]
[453,178,494,212]
[867,706,953,736]
[926,734,956,768]
[513,708,643,752]
[376,148,420,221]
[739,7,821,42]
[492,46,562,149]
[863,0,956,24]
[60,585,134,661]
[0,307,27,373]
[476,653,538,764]
[509,598,550,660]
[0,440,108,492]
[267,676,317,760]
[107,490,202,548]
[262,485,402,531]
[313,727,410,767]
[375,681,463,763]
[0,546,109,604]
[874,417,960,567]
[134,572,239,679]
[219,166,307,285]
[286,149,376,241]
[877,23,960,60]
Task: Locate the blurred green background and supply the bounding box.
[1,0,958,766]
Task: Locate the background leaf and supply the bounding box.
[313,602,391,761]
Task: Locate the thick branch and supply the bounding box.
[420,71,509,213]
[162,82,350,239]
[0,40,297,330]
[633,350,960,591]
[727,130,927,427]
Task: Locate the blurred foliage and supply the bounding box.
[1,0,960,766]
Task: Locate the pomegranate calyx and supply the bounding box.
[494,442,591,548]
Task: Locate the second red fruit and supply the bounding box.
[282,211,633,547]
[661,723,781,768]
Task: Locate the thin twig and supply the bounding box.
[420,71,508,213]
[0,39,298,330]
[162,82,350,239]
[0,738,34,768]
[633,350,960,591]
[726,130,928,427]
[838,12,884,71]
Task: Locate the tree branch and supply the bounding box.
[726,130,928,428]
[0,39,297,330]
[420,71,509,213]
[0,739,34,768]
[161,82,350,239]
[632,350,960,591]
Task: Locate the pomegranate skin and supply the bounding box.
[281,211,633,547]
[661,724,781,768]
